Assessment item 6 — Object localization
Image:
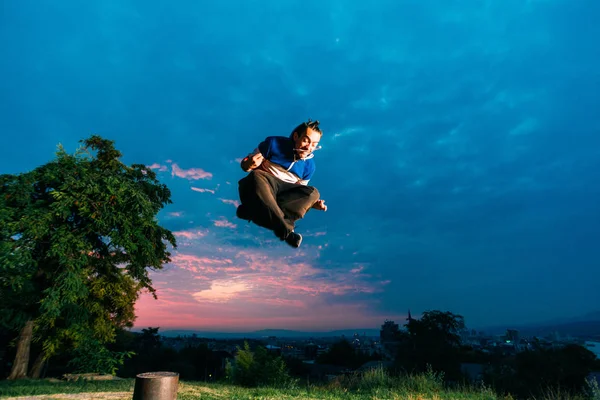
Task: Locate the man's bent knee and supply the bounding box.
[241,169,269,186]
[308,186,320,202]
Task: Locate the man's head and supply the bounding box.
[290,119,322,158]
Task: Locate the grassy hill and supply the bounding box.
[1,369,596,400]
[0,379,494,400]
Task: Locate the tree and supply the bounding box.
[397,310,466,380]
[513,344,598,397]
[0,135,176,379]
[317,338,356,367]
[226,341,292,387]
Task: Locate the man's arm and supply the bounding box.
[240,150,264,172]
[241,139,270,172]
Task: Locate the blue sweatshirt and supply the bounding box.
[252,136,316,185]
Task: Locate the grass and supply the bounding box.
[0,378,134,398]
[0,368,596,400]
[0,380,497,400]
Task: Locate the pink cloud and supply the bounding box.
[162,251,380,300]
[172,163,213,180]
[173,229,208,240]
[133,244,392,331]
[219,198,240,207]
[191,187,216,194]
[214,217,237,229]
[173,254,234,266]
[169,253,242,275]
[147,163,168,172]
[135,289,404,331]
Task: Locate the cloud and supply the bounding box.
[193,279,252,303]
[350,266,364,274]
[332,126,365,139]
[305,231,327,237]
[168,212,183,217]
[219,198,240,207]
[147,163,169,172]
[173,229,209,240]
[172,163,213,180]
[214,217,237,229]
[132,230,398,330]
[134,287,404,330]
[171,253,238,275]
[191,187,216,194]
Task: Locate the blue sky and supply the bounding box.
[1,0,599,331]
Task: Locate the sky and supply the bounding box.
[1,0,599,332]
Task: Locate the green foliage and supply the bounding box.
[0,376,501,400]
[67,338,135,375]
[0,135,176,370]
[487,343,599,398]
[396,310,466,380]
[323,364,503,399]
[587,376,600,400]
[401,364,445,394]
[226,341,295,388]
[8,370,593,399]
[0,378,134,397]
[333,365,394,392]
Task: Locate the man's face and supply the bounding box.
[293,128,321,157]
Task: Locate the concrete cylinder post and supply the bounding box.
[132,371,179,400]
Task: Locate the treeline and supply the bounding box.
[2,311,600,398]
[1,327,225,381]
[382,310,600,399]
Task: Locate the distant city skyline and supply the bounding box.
[2,0,599,331]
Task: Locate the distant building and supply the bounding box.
[504,329,523,351]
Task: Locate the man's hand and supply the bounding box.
[312,199,327,211]
[241,152,264,172]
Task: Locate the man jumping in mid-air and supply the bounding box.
[236,119,327,248]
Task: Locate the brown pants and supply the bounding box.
[238,170,320,240]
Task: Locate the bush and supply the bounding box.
[587,377,600,400]
[68,339,134,375]
[328,365,393,392]
[400,364,445,394]
[225,341,295,388]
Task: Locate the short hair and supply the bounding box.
[290,119,323,139]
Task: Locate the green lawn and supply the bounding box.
[0,377,501,400]
[1,373,594,400]
[0,378,133,398]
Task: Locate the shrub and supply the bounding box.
[68,339,134,375]
[226,341,295,388]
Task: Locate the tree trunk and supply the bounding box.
[8,320,34,380]
[29,352,47,379]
